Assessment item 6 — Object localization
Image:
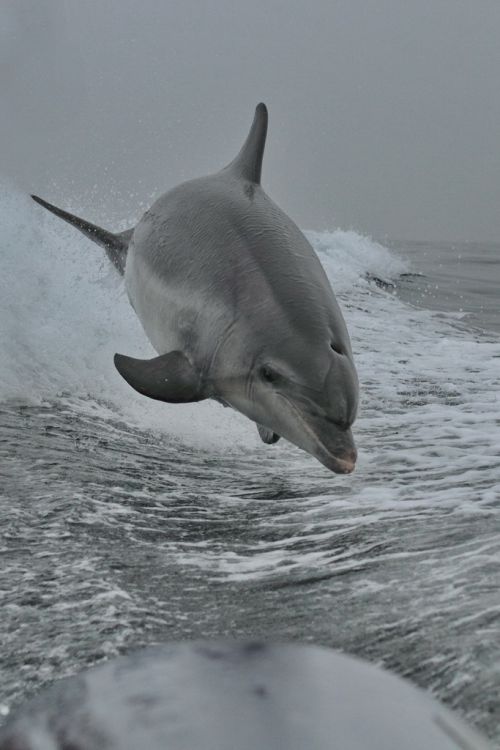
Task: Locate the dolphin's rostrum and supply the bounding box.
[32,103,359,474]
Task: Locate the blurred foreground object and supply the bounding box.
[0,641,491,750]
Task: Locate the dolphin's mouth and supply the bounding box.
[316,451,356,475]
[277,396,357,475]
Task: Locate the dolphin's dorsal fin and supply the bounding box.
[31,194,131,275]
[225,103,268,184]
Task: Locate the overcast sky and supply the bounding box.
[2,0,500,241]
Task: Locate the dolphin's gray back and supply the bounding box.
[126,173,351,364]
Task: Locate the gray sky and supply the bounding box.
[3,0,500,241]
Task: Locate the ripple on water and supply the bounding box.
[1,208,499,741]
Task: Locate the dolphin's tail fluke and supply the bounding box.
[31,194,131,275]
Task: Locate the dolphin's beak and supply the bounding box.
[277,396,357,475]
[314,444,357,474]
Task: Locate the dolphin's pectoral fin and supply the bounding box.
[257,424,281,445]
[114,351,206,403]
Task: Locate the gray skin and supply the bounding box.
[0,641,491,750]
[32,103,359,474]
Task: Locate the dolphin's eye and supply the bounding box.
[330,342,343,355]
[260,365,279,383]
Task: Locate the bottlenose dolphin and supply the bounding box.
[32,104,359,474]
[0,641,491,749]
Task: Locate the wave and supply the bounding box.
[2,183,500,744]
[307,228,407,294]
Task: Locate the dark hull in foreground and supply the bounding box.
[0,641,490,750]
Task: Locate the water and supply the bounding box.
[390,239,500,334]
[1,185,500,743]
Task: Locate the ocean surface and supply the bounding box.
[1,185,499,742]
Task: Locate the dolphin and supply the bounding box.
[0,641,491,749]
[32,103,359,474]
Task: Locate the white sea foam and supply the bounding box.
[0,184,245,445]
[2,183,500,741]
